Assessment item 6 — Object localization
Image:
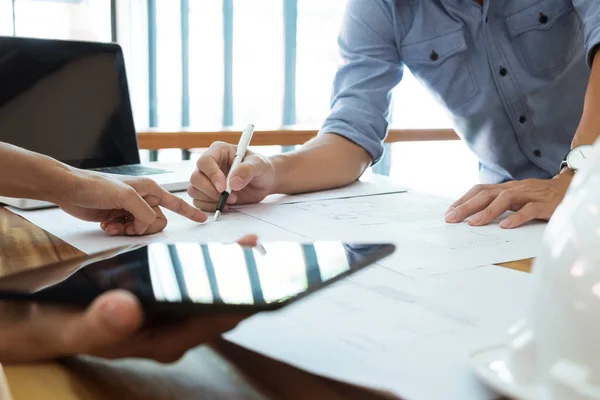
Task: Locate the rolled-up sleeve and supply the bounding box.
[319,0,403,164]
[573,0,600,67]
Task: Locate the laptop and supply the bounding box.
[0,36,194,210]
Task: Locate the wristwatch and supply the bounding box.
[560,144,594,172]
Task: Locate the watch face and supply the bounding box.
[567,145,594,171]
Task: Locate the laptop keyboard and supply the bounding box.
[90,165,171,176]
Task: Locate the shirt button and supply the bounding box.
[533,149,542,158]
[539,13,548,24]
[519,115,527,124]
[430,50,439,61]
[499,67,507,77]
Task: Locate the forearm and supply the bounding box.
[573,50,600,147]
[269,134,371,195]
[0,142,81,203]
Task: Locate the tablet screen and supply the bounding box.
[0,242,395,310]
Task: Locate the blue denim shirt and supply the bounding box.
[319,0,600,183]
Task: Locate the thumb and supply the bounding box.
[229,157,269,192]
[57,290,143,355]
[119,188,157,235]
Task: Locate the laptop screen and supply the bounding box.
[0,37,140,169]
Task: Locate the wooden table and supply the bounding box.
[0,207,533,400]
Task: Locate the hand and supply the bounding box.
[188,142,276,212]
[0,290,247,363]
[445,173,573,229]
[57,172,207,236]
[0,235,259,363]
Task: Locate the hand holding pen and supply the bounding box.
[188,124,277,218]
[214,124,256,221]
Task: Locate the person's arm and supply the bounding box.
[572,52,600,149]
[570,1,600,147]
[0,142,207,235]
[272,0,403,194]
[188,0,404,210]
[446,3,600,229]
[269,134,371,195]
[0,142,79,203]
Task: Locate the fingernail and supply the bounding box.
[445,210,458,223]
[468,214,482,225]
[230,176,244,191]
[107,226,119,235]
[500,219,513,229]
[227,193,238,204]
[215,180,224,193]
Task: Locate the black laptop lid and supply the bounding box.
[0,36,140,168]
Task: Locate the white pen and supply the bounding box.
[214,124,255,222]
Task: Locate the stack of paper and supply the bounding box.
[7,180,545,399]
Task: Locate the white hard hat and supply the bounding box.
[471,141,600,400]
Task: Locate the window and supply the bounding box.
[0,0,13,35]
[233,0,284,128]
[155,0,182,128]
[0,1,480,190]
[296,0,347,127]
[116,0,149,132]
[189,0,224,128]
[12,0,111,42]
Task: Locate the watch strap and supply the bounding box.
[560,150,570,172]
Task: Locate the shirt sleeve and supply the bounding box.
[573,0,600,67]
[319,0,403,165]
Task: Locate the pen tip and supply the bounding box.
[213,211,221,222]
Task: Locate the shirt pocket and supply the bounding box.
[401,30,478,108]
[506,0,583,76]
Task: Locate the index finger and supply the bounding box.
[135,181,208,223]
[196,143,235,193]
[156,191,208,223]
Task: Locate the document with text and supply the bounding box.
[227,264,533,399]
[9,191,545,274]
[7,187,544,398]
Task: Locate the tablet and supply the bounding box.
[0,241,395,320]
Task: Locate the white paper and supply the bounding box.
[11,191,544,274]
[254,179,407,205]
[227,264,533,399]
[9,194,306,254]
[239,192,546,276]
[8,187,544,398]
[8,179,405,254]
